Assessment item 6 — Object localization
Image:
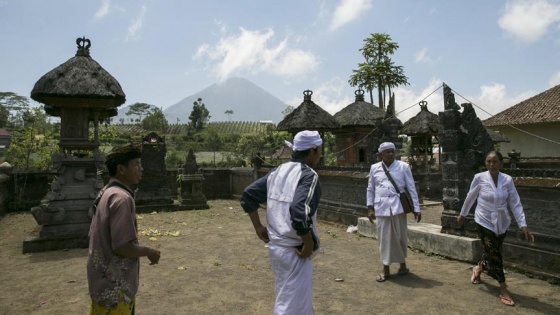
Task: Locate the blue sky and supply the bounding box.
[1,0,559,123]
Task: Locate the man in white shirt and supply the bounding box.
[366,142,421,282]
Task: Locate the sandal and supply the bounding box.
[470,265,481,284]
[397,268,409,275]
[376,274,390,282]
[499,295,515,306]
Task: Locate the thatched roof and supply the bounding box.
[272,145,293,160]
[483,84,560,127]
[31,37,126,116]
[401,102,441,135]
[333,90,385,127]
[277,90,339,132]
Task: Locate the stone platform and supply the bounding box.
[357,217,483,263]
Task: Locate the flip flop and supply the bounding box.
[397,268,409,275]
[376,274,389,282]
[499,295,515,306]
[471,266,481,284]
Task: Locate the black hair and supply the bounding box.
[486,150,503,161]
[292,147,319,160]
[105,144,142,176]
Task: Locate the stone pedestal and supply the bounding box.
[179,173,209,210]
[23,152,104,253]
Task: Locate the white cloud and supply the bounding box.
[498,0,560,43]
[414,48,436,64]
[94,0,110,19]
[329,0,373,31]
[194,28,319,81]
[125,5,147,42]
[549,71,560,87]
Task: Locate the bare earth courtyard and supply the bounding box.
[0,200,559,315]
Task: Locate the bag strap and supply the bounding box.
[382,163,402,194]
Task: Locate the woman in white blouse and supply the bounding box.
[457,150,534,307]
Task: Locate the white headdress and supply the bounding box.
[285,130,322,152]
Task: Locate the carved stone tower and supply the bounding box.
[24,37,125,253]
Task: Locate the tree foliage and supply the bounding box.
[203,126,223,165]
[224,109,234,121]
[0,92,32,128]
[348,33,409,110]
[141,107,169,134]
[189,98,210,131]
[126,102,152,122]
[235,132,267,160]
[6,107,58,171]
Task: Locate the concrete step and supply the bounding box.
[357,217,482,263]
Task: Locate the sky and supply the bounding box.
[1,0,560,123]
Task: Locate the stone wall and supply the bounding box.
[1,166,558,281]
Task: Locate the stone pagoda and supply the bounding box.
[23,37,126,253]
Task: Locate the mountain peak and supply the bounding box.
[163,77,287,124]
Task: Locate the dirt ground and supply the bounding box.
[1,200,559,315]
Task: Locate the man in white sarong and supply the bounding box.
[366,142,421,282]
[241,130,323,315]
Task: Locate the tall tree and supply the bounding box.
[141,107,169,134]
[126,102,152,122]
[189,98,210,131]
[225,109,234,121]
[0,92,30,128]
[348,33,409,110]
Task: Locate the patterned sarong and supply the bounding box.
[477,223,507,283]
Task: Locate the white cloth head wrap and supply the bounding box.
[378,142,396,153]
[284,130,322,152]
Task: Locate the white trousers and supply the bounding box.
[269,242,314,315]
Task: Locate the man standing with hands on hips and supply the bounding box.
[367,142,421,282]
[241,130,323,315]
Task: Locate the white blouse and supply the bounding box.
[459,171,527,235]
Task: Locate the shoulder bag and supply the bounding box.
[382,163,414,214]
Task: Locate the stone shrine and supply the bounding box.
[23,37,125,253]
[135,132,174,212]
[178,148,209,210]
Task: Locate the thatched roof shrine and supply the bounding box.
[31,37,125,119]
[334,89,385,127]
[277,90,339,133]
[401,101,441,135]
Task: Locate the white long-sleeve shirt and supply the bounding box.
[459,171,527,235]
[366,160,420,216]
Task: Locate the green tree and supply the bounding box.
[282,105,294,117]
[141,107,169,134]
[126,102,152,122]
[6,107,58,171]
[225,109,234,121]
[235,132,266,161]
[348,33,409,110]
[189,98,210,131]
[204,126,223,166]
[0,92,31,128]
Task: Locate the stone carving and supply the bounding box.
[380,93,403,159]
[178,148,209,210]
[135,132,174,207]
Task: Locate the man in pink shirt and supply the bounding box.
[87,144,160,314]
